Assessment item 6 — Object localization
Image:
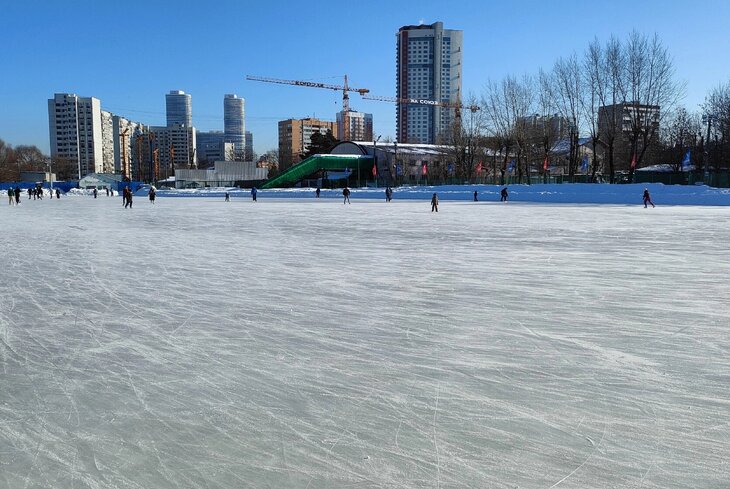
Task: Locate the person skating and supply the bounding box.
[500,187,509,202]
[105,187,109,197]
[474,190,478,202]
[93,188,98,198]
[343,186,351,204]
[224,192,230,202]
[124,186,133,208]
[14,186,21,204]
[643,188,655,208]
[385,186,393,202]
[55,188,60,199]
[315,187,320,198]
[27,188,31,200]
[251,187,257,202]
[7,188,14,205]
[431,193,439,212]
[149,185,156,204]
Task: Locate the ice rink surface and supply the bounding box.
[1,195,729,489]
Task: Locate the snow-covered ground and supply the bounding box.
[1,197,729,488]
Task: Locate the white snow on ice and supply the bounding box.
[1,192,729,488]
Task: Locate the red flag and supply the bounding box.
[476,161,483,174]
[630,153,637,170]
[372,162,377,177]
[543,156,549,171]
[422,163,428,176]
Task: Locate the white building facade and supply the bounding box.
[48,93,105,178]
[396,22,463,144]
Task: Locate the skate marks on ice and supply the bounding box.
[0,199,729,488]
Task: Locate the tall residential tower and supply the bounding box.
[223,94,245,160]
[166,90,192,127]
[396,22,462,144]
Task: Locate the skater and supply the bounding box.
[474,190,478,202]
[109,188,113,197]
[643,188,655,208]
[315,187,320,198]
[7,188,14,205]
[105,187,109,197]
[251,186,257,202]
[93,188,98,198]
[55,188,60,199]
[224,192,230,202]
[14,186,21,204]
[27,188,31,200]
[343,186,351,204]
[149,185,156,204]
[124,186,133,208]
[500,187,509,202]
[431,193,439,212]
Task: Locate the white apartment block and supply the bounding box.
[396,22,463,144]
[337,110,373,142]
[48,93,104,178]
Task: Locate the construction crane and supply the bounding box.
[246,75,370,141]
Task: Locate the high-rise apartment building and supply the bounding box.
[48,93,104,178]
[223,94,245,160]
[149,124,197,177]
[337,110,373,142]
[166,90,192,127]
[396,22,463,144]
[245,131,254,162]
[113,116,147,179]
[278,118,338,170]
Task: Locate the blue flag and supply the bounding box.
[681,150,691,170]
[507,160,515,173]
[447,163,454,174]
[580,155,589,172]
[395,164,402,176]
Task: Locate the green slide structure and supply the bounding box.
[260,154,374,189]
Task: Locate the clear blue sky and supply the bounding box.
[2,0,729,156]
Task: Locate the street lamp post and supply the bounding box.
[702,113,715,184]
[373,135,381,187]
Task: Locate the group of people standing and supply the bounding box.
[7,186,61,205]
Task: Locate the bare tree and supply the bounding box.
[704,81,730,170]
[483,76,533,184]
[660,107,701,171]
[447,94,487,182]
[551,54,583,178]
[593,36,625,183]
[582,40,604,181]
[622,31,685,179]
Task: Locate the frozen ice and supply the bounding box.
[1,195,729,488]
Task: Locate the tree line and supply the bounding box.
[448,31,729,184]
[0,139,78,182]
